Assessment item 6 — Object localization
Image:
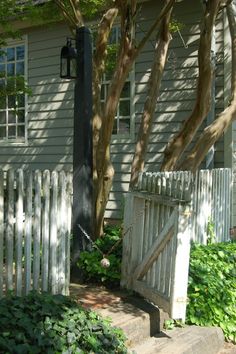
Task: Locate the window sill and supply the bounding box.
[0,140,28,147]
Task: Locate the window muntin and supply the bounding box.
[0,43,26,143]
[100,26,133,137]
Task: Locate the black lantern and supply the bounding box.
[60,39,77,79]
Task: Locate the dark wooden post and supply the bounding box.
[72,27,93,268]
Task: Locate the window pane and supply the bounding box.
[101,85,105,100]
[8,126,16,137]
[8,111,16,123]
[0,96,6,110]
[119,119,130,134]
[0,126,6,138]
[17,95,25,108]
[16,76,24,91]
[0,64,5,77]
[109,28,116,44]
[121,82,130,98]
[17,110,25,123]
[16,62,24,75]
[7,48,15,62]
[7,63,15,77]
[17,125,25,137]
[119,100,130,116]
[112,119,117,134]
[16,46,24,60]
[0,50,5,63]
[0,111,6,124]
[7,78,15,93]
[8,95,16,108]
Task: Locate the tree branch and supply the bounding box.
[160,0,224,171]
[133,0,175,60]
[179,1,236,172]
[130,1,173,189]
[54,0,78,32]
[68,0,84,27]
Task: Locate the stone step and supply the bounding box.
[99,297,165,347]
[131,326,225,354]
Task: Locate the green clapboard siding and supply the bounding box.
[0,0,226,220]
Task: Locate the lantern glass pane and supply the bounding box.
[70,58,77,78]
[61,58,68,78]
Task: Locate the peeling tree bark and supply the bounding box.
[179,1,236,173]
[161,0,224,172]
[93,0,176,237]
[129,1,173,189]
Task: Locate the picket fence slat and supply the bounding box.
[65,172,72,295]
[16,169,24,296]
[58,171,66,295]
[42,170,50,292]
[0,168,71,298]
[33,170,41,291]
[25,171,32,295]
[0,170,3,298]
[50,171,58,295]
[6,170,14,292]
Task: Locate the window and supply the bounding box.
[0,41,27,143]
[100,27,134,138]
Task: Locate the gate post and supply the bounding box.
[121,192,134,288]
[171,203,191,321]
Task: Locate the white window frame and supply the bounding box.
[99,26,135,141]
[0,35,28,146]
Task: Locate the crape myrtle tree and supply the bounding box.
[54,0,236,239]
[53,0,175,238]
[2,0,235,239]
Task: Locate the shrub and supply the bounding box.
[77,225,122,287]
[186,242,236,343]
[0,291,127,354]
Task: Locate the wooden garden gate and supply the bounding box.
[121,172,192,321]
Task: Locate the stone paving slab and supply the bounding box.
[69,283,228,354]
[132,326,225,354]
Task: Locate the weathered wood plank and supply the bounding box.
[121,192,135,288]
[15,169,24,296]
[25,171,33,294]
[133,280,171,315]
[42,170,50,292]
[6,170,14,292]
[58,171,66,295]
[170,205,191,321]
[33,170,42,291]
[50,171,58,294]
[65,172,72,295]
[0,170,4,298]
[134,210,176,281]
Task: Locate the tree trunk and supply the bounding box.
[93,0,176,237]
[179,1,236,173]
[129,2,172,189]
[161,0,223,172]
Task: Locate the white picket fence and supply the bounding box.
[137,168,232,243]
[0,169,72,298]
[121,168,232,320]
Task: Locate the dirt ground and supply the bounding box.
[218,342,236,354]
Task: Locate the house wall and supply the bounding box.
[0,0,226,220]
[223,3,235,227]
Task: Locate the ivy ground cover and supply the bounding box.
[186,242,236,343]
[0,291,127,354]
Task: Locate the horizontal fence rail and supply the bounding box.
[135,168,232,243]
[0,169,72,298]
